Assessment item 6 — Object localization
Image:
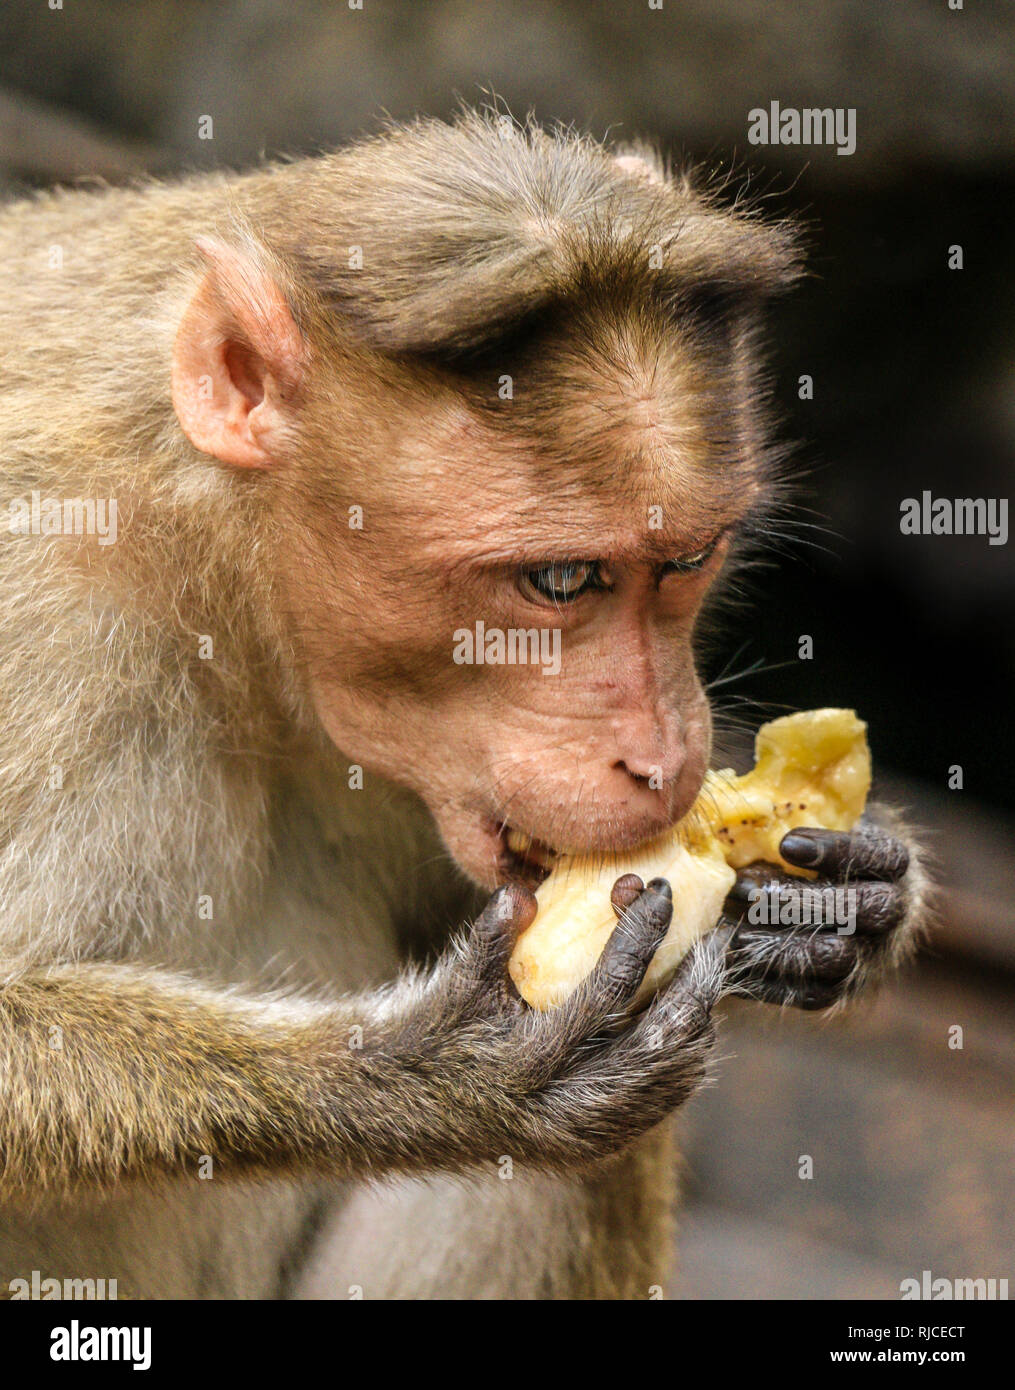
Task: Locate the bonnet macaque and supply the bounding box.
[0,112,925,1299]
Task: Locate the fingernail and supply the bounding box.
[779,833,821,866]
[645,878,672,899]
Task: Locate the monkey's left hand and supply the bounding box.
[720,807,922,1011]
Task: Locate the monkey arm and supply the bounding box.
[0,958,398,1193]
[0,883,731,1195]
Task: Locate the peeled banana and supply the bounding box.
[507,708,871,1009]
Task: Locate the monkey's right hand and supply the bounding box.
[378,880,732,1171]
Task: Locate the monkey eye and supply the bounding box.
[519,561,598,605]
[661,536,721,576]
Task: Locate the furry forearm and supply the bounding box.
[0,961,480,1194]
[0,884,733,1194]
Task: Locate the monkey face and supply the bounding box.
[280,376,751,891]
[168,184,785,892]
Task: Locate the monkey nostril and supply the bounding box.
[612,744,689,792]
[613,758,663,789]
[616,760,644,785]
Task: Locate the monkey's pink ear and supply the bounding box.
[171,236,307,469]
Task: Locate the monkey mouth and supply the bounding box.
[497,824,558,887]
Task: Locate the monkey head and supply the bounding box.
[170,119,798,889]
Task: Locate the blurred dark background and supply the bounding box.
[1,0,1011,1299]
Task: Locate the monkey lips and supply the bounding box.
[499,825,559,887]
